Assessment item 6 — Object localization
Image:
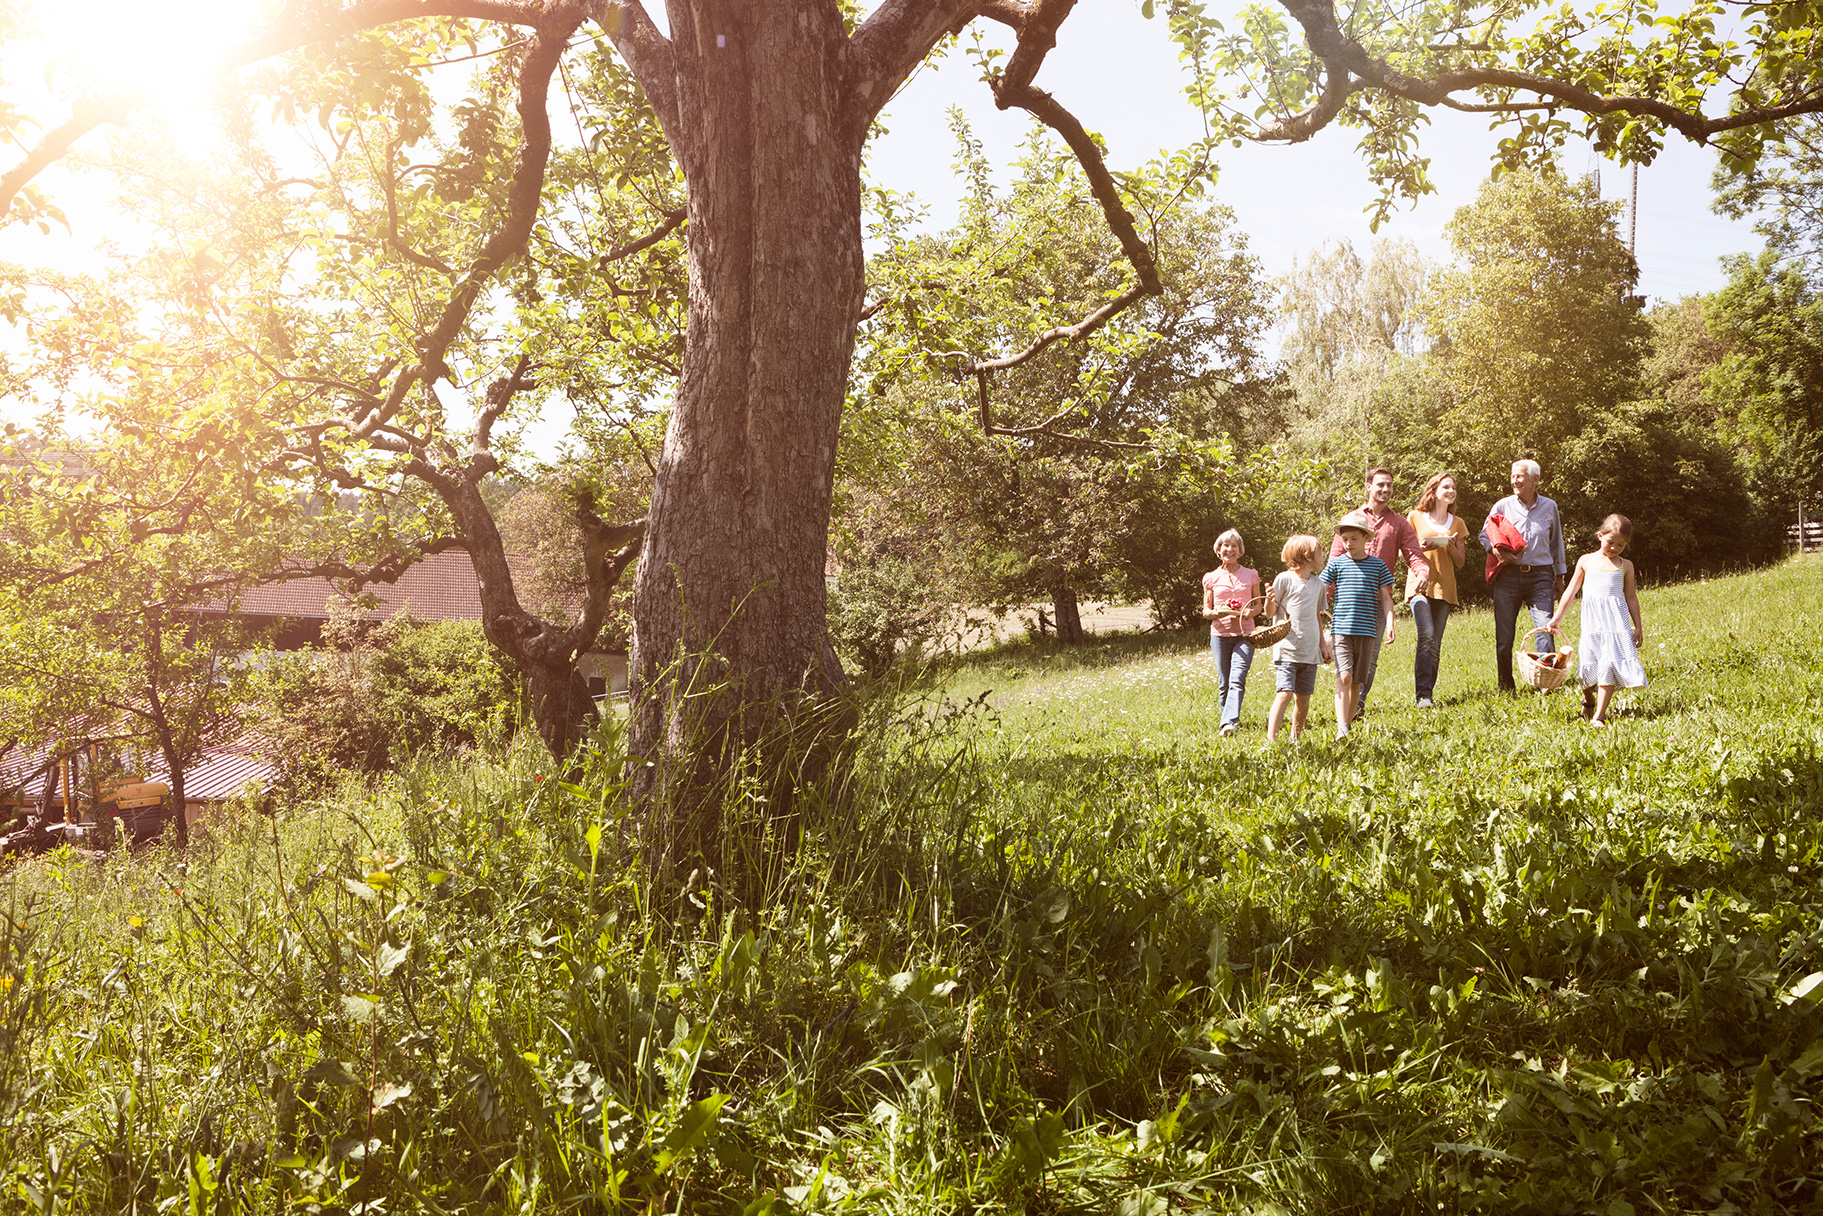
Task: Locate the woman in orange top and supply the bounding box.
[1405,472,1470,707]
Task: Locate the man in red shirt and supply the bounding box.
[1327,467,1430,715]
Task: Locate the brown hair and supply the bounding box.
[1280,534,1320,569]
[1365,466,1394,486]
[1599,513,1633,540]
[1414,471,1457,514]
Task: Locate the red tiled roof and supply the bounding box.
[234,550,564,623]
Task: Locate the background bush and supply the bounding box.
[256,613,520,789]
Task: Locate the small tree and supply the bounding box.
[1421,169,1649,485]
[848,127,1268,641]
[1702,254,1823,525]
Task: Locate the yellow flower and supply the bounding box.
[1,975,13,991]
[128,916,144,929]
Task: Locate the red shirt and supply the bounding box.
[1328,504,1430,591]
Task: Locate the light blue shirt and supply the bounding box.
[1480,494,1566,575]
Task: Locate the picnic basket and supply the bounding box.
[1210,595,1291,647]
[1249,603,1292,649]
[1517,626,1574,691]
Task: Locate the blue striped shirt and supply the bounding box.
[1320,553,1393,637]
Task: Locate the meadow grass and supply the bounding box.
[1,555,1821,1213]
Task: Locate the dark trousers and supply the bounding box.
[1492,567,1556,691]
[1411,596,1452,702]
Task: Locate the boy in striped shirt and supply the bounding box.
[1321,512,1396,739]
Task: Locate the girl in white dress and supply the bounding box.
[1545,514,1647,726]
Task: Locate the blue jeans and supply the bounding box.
[1410,596,1452,702]
[1491,567,1555,690]
[1211,634,1255,727]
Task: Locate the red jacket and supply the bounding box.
[1483,513,1527,583]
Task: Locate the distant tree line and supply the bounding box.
[828,150,1823,674]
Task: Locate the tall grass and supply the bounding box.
[2,555,1821,1213]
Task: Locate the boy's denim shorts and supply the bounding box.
[1274,658,1317,696]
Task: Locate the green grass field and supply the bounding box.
[2,555,1821,1213]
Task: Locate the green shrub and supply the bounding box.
[256,613,520,789]
[828,557,941,676]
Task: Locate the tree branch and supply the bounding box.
[970,83,1161,375]
[261,537,468,593]
[1252,60,1366,143]
[0,96,133,222]
[843,0,984,144]
[991,0,1074,95]
[973,371,1150,451]
[591,1,678,142]
[470,352,537,479]
[1265,0,1823,146]
[552,512,645,659]
[346,5,581,442]
[597,205,685,266]
[383,136,456,275]
[0,1,549,222]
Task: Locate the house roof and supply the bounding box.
[1,731,275,805]
[148,734,276,803]
[234,549,563,623]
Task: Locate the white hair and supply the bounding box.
[1511,459,1542,479]
[1213,528,1245,556]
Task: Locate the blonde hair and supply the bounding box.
[1280,534,1320,569]
[1213,528,1245,556]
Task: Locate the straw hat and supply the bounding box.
[1336,510,1373,535]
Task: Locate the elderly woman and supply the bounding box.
[1202,529,1261,737]
[1406,472,1470,707]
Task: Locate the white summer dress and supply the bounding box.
[1578,565,1647,689]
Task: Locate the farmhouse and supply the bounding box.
[0,549,626,853]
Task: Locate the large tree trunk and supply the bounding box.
[1050,585,1086,646]
[628,3,862,873]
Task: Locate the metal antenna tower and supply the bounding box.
[1628,162,1639,256]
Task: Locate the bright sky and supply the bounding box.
[0,0,1768,444]
[869,3,1762,303]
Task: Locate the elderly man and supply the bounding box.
[1327,467,1429,716]
[1480,459,1567,693]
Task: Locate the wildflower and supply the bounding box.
[533,774,545,784]
[1,975,12,991]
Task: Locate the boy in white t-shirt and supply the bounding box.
[1263,535,1334,743]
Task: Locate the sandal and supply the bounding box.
[1581,686,1597,720]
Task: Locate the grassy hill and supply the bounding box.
[3,555,1821,1213]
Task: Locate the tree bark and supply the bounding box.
[431,471,641,761]
[143,636,191,849]
[1050,585,1085,646]
[626,1,865,873]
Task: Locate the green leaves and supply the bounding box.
[651,1093,729,1174]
